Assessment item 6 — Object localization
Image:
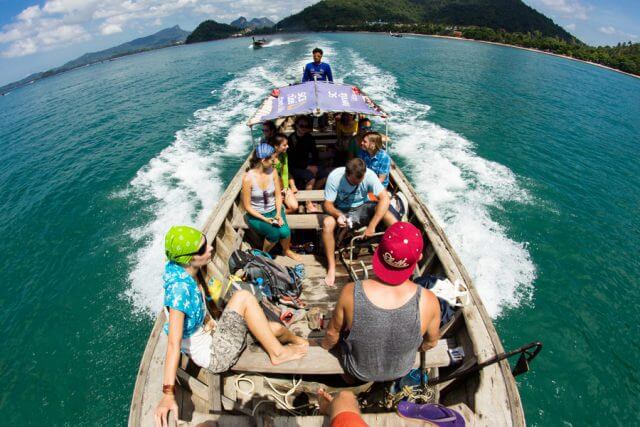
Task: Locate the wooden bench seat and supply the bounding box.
[231,339,451,375]
[295,190,325,202]
[233,213,325,230]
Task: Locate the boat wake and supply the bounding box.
[345,51,536,318]
[264,38,302,47]
[121,65,276,315]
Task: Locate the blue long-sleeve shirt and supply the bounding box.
[302,62,333,82]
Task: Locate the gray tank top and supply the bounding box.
[249,170,276,214]
[341,280,423,382]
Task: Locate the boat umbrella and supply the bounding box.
[247,81,388,126]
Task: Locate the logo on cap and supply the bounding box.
[382,252,410,269]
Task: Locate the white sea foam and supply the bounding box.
[122,63,277,315]
[347,51,536,317]
[264,38,302,47]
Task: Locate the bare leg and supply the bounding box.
[317,389,362,420]
[263,239,276,253]
[268,321,307,346]
[284,191,299,214]
[383,210,398,227]
[322,215,337,287]
[281,236,301,261]
[305,178,320,212]
[225,291,307,365]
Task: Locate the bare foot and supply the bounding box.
[317,389,333,415]
[269,344,308,365]
[324,268,336,288]
[306,202,320,213]
[285,249,302,261]
[289,334,309,347]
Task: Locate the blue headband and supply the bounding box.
[256,143,275,159]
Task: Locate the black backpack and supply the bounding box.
[228,249,304,300]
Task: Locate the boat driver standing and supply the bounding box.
[302,47,333,82]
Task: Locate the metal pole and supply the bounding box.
[385,118,390,153]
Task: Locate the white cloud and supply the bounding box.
[18,5,42,21]
[564,23,576,31]
[2,38,38,57]
[0,0,198,57]
[101,23,123,35]
[0,0,318,58]
[598,26,638,40]
[537,0,590,20]
[1,23,90,58]
[43,0,96,15]
[599,26,615,35]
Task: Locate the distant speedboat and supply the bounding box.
[252,37,268,48]
[389,31,403,38]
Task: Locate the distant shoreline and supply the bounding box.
[3,30,636,95]
[352,31,639,80]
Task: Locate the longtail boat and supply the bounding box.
[129,79,541,426]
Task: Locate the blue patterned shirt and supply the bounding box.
[359,148,391,188]
[163,262,205,338]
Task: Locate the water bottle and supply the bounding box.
[255,277,272,298]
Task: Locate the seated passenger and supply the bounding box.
[356,117,372,144]
[270,132,299,214]
[241,143,300,260]
[358,131,391,188]
[336,113,359,162]
[321,222,440,382]
[260,120,277,145]
[154,226,308,425]
[288,116,326,212]
[322,158,398,287]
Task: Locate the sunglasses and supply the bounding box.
[179,235,208,258]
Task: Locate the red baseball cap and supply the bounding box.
[372,222,424,285]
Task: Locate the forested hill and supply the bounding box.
[185,20,237,44]
[278,0,575,41]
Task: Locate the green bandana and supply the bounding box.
[164,225,203,264]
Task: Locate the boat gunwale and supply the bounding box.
[129,155,525,426]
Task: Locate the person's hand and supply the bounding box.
[320,336,334,350]
[337,215,347,228]
[276,215,284,227]
[364,224,376,237]
[154,394,178,427]
[420,341,436,352]
[291,184,299,193]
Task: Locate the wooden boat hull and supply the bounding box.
[129,151,525,426]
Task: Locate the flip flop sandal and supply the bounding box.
[397,402,465,426]
[280,308,306,326]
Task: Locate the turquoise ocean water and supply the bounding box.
[0,33,638,425]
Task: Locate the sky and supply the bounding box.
[0,0,638,86]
